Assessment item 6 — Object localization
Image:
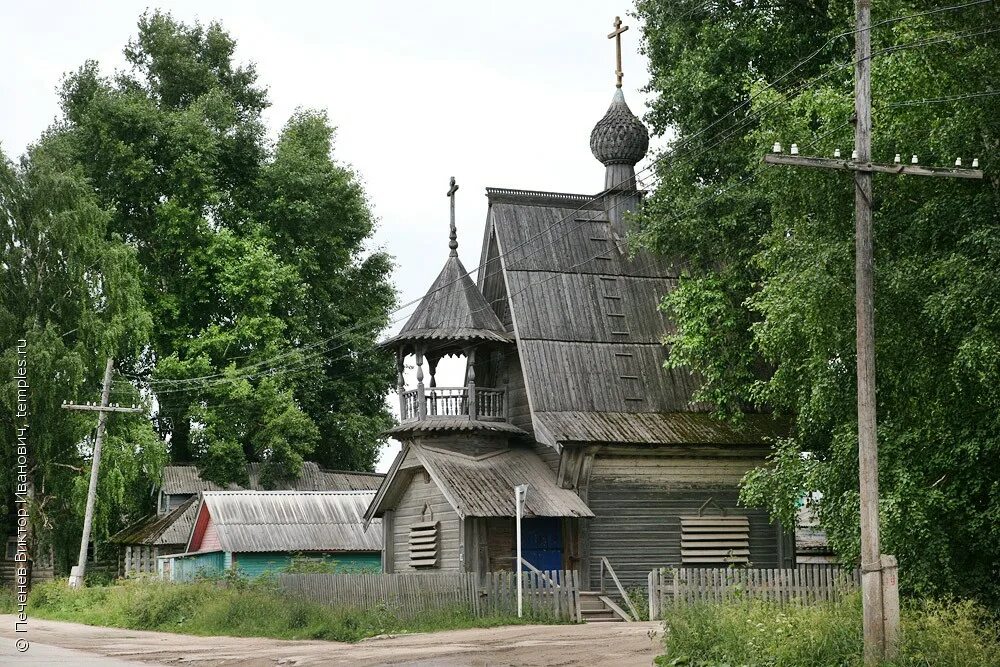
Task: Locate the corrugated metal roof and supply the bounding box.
[533,411,783,446]
[110,497,198,546]
[161,462,383,494]
[162,466,226,494]
[196,491,381,553]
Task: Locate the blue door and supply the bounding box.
[521,517,563,572]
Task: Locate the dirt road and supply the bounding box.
[0,616,662,666]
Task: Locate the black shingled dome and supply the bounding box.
[589,89,649,166]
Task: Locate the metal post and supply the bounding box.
[515,484,528,618]
[467,348,477,421]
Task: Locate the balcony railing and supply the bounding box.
[400,386,507,423]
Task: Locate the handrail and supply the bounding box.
[401,385,507,422]
[599,556,640,622]
[519,557,561,588]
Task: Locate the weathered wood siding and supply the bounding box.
[391,468,462,573]
[157,491,195,515]
[585,451,782,589]
[278,569,581,621]
[504,351,532,434]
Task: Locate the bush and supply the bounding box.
[27,578,538,641]
[626,585,650,621]
[656,594,1000,667]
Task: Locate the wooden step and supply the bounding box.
[581,614,623,622]
[576,591,627,623]
[579,598,608,611]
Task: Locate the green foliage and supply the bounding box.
[28,578,540,641]
[2,9,394,573]
[283,554,380,575]
[655,595,1000,667]
[52,10,396,478]
[0,132,163,571]
[626,585,650,621]
[635,1,1000,602]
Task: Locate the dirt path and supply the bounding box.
[0,615,662,666]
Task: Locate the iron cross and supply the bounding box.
[608,16,629,89]
[447,176,459,254]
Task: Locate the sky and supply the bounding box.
[1,1,664,471]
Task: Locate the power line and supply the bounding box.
[161,116,854,410]
[885,89,1000,107]
[142,52,856,391]
[133,4,991,392]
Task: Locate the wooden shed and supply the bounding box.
[160,491,381,580]
[109,497,197,576]
[367,75,791,596]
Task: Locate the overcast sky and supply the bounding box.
[1,1,663,471]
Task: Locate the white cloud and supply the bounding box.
[1,1,666,472]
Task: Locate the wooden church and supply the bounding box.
[365,20,789,591]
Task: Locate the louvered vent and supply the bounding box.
[408,521,440,568]
[680,515,750,564]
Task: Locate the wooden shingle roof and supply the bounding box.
[110,497,198,547]
[480,188,776,447]
[365,444,594,522]
[384,253,510,348]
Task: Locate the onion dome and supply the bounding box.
[590,88,649,167]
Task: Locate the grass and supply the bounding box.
[655,593,1000,667]
[0,587,16,614]
[26,577,548,642]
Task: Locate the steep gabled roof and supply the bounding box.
[383,253,510,347]
[479,187,777,447]
[188,491,381,553]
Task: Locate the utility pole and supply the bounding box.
[63,358,143,588]
[763,0,983,662]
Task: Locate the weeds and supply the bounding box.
[28,577,543,642]
[655,593,1000,667]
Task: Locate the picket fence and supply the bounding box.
[277,569,581,621]
[648,565,860,620]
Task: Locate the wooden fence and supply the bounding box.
[648,565,860,620]
[277,569,580,621]
[0,560,54,589]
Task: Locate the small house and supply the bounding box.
[110,497,198,576]
[159,490,381,580]
[113,462,383,577]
